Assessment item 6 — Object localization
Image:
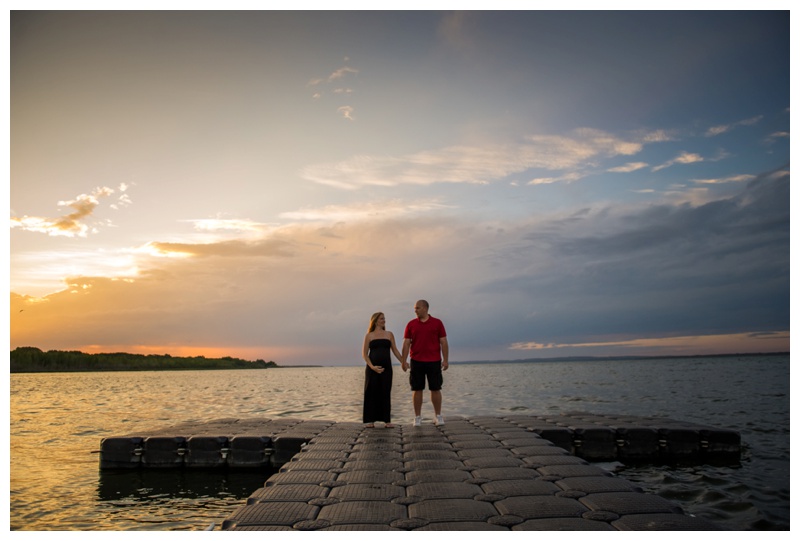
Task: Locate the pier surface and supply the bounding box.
[99,412,739,530]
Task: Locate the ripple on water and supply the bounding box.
[10,358,789,531]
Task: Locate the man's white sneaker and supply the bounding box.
[435,415,445,426]
[413,416,422,427]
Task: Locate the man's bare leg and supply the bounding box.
[431,390,442,416]
[413,390,423,416]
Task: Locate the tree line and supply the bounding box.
[9,347,278,373]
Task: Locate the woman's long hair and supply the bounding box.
[368,312,384,333]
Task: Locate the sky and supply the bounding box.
[6,9,792,366]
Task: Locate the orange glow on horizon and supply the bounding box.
[78,344,283,362]
[73,344,333,365]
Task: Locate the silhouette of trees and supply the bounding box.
[9,347,278,372]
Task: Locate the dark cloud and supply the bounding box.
[476,169,789,344]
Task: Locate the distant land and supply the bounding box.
[9,347,788,373]
[9,347,279,373]
[460,352,789,365]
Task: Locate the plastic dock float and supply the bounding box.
[99,413,739,530]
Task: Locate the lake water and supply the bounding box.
[9,355,790,531]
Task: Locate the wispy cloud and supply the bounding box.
[189,218,271,233]
[338,105,355,121]
[705,115,763,137]
[308,69,351,87]
[692,174,757,185]
[10,185,130,237]
[137,239,292,259]
[528,172,584,185]
[180,218,276,243]
[765,131,789,144]
[652,151,704,172]
[279,199,453,222]
[326,66,358,82]
[308,65,359,87]
[302,128,652,189]
[640,130,675,143]
[309,61,359,120]
[608,162,649,173]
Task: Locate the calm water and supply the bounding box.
[9,356,789,531]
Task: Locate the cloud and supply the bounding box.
[608,162,649,173]
[279,199,453,222]
[139,238,294,259]
[302,128,649,189]
[185,218,277,242]
[338,105,355,121]
[10,211,481,363]
[327,66,358,82]
[10,248,141,295]
[308,62,359,104]
[189,218,269,233]
[10,170,788,365]
[765,131,789,144]
[528,172,584,185]
[11,198,452,295]
[652,151,704,172]
[10,185,130,237]
[109,193,132,210]
[692,174,756,185]
[640,130,675,143]
[476,170,789,349]
[705,115,763,137]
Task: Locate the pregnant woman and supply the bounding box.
[361,311,402,428]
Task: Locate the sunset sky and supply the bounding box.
[7,9,791,366]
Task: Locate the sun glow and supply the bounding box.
[136,242,194,258]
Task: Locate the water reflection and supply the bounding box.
[96,469,273,530]
[97,468,272,502]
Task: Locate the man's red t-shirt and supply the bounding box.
[404,316,446,362]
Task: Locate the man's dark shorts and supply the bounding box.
[409,360,443,391]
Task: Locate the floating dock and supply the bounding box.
[99,412,740,530]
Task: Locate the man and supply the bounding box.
[401,299,449,426]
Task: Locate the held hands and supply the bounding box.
[401,360,409,372]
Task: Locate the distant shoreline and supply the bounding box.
[9,348,787,373]
[9,347,280,373]
[460,351,789,365]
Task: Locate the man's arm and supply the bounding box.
[440,336,449,371]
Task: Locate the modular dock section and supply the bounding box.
[99,412,740,530]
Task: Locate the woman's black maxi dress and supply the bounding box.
[363,338,393,423]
